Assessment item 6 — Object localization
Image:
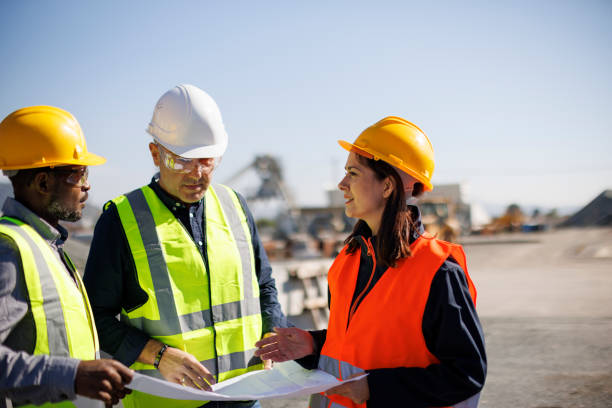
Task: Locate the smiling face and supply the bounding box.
[149,142,216,204]
[338,152,394,235]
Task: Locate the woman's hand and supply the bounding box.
[254,327,315,362]
[325,376,370,404]
[157,347,215,391]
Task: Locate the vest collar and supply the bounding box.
[1,197,67,246]
[409,204,425,239]
[355,204,425,248]
[149,174,204,214]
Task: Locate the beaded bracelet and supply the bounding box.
[154,344,169,369]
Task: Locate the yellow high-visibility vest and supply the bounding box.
[0,217,99,408]
[112,184,263,408]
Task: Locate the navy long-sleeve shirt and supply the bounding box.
[83,176,288,367]
[298,208,487,407]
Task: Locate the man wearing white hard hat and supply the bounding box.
[84,85,288,408]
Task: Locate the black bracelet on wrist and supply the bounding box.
[154,344,168,369]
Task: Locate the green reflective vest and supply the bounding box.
[113,184,263,408]
[0,217,99,408]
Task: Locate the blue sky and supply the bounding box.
[1,1,611,215]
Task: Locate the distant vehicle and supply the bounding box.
[418,198,461,242]
[482,203,525,233]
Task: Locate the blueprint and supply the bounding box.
[127,360,366,401]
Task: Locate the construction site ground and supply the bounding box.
[262,227,612,408]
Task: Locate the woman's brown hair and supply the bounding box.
[344,154,421,268]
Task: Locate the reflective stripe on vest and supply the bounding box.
[312,236,478,408]
[0,218,99,408]
[113,185,262,408]
[310,354,480,408]
[318,355,363,380]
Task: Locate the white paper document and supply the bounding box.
[128,361,366,401]
[73,395,104,408]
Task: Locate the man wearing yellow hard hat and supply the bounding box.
[0,106,133,407]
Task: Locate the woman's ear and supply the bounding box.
[383,176,395,199]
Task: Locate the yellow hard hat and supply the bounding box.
[339,116,435,191]
[0,105,106,170]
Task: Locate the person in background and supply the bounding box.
[84,84,288,408]
[255,116,487,407]
[0,106,133,407]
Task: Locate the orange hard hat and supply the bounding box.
[339,116,435,191]
[0,105,106,170]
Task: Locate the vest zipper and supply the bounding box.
[347,237,377,329]
[61,249,98,352]
[175,207,219,381]
[200,213,219,382]
[58,247,78,285]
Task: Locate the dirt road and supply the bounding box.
[262,227,612,408]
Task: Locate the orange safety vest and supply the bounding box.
[310,235,477,408]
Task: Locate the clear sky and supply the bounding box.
[1,1,611,215]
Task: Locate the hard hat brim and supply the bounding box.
[338,139,433,191]
[154,138,228,159]
[70,151,107,166]
[0,151,106,170]
[338,140,374,159]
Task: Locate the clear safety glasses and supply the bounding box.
[52,167,89,187]
[157,144,217,174]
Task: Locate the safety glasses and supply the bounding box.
[156,143,217,174]
[51,167,89,187]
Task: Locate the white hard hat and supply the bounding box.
[146,84,228,158]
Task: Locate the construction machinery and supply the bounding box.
[418,197,462,242]
[224,154,351,259]
[224,155,297,214]
[483,203,525,233]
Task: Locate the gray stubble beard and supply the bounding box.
[47,194,82,223]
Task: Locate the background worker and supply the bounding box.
[255,116,487,407]
[0,106,134,407]
[84,84,288,408]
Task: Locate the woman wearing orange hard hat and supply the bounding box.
[256,116,486,407]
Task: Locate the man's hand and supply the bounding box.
[254,327,315,362]
[262,358,273,370]
[157,347,215,391]
[261,333,276,369]
[325,376,370,404]
[75,359,133,406]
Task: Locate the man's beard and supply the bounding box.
[48,194,82,222]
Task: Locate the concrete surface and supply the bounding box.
[262,227,612,408]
